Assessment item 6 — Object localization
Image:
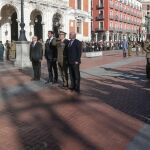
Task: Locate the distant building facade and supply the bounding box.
[92,0,143,42]
[0,0,91,43]
[142,0,150,39]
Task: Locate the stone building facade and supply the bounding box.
[0,0,91,44]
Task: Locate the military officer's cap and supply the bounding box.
[59,31,66,35]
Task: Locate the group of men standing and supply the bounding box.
[29,31,82,94]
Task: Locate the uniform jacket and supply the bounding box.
[67,39,82,64]
[57,39,69,63]
[144,41,150,58]
[30,42,43,62]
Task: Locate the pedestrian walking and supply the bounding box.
[67,32,82,94]
[5,40,11,60]
[128,40,133,56]
[45,31,58,84]
[56,31,69,88]
[122,39,128,57]
[0,41,4,61]
[29,36,43,81]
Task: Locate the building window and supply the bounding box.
[77,19,82,34]
[110,22,113,28]
[99,0,103,5]
[77,0,82,10]
[110,10,113,15]
[99,22,103,30]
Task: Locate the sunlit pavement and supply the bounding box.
[0,51,150,150]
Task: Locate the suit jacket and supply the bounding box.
[67,39,82,64]
[45,38,57,61]
[30,42,43,62]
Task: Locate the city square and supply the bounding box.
[0,0,150,150]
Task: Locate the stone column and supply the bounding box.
[95,33,98,42]
[112,33,115,42]
[42,22,45,42]
[105,31,109,42]
[15,41,32,68]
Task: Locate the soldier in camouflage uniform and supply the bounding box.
[57,31,69,87]
[144,37,150,78]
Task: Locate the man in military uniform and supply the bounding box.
[57,31,69,88]
[144,35,150,78]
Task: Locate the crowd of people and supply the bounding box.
[29,31,82,94]
[0,40,16,61]
[82,40,129,52]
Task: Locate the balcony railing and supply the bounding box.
[96,15,104,21]
[95,27,104,31]
[109,26,115,31]
[109,15,114,20]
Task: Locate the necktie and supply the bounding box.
[69,40,73,47]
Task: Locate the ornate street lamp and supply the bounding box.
[18,0,27,41]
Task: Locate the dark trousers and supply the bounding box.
[69,63,80,92]
[47,60,58,82]
[58,61,68,87]
[32,61,41,80]
[146,58,150,78]
[0,50,4,61]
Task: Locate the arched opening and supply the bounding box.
[11,12,18,41]
[52,13,62,38]
[30,10,43,40]
[1,4,18,42]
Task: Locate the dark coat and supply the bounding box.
[67,39,82,64]
[45,38,57,61]
[30,42,43,62]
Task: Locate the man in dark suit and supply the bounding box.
[67,32,82,93]
[30,36,43,80]
[45,31,58,84]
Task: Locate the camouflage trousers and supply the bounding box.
[58,61,68,87]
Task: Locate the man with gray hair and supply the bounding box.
[29,36,43,80]
[67,32,82,94]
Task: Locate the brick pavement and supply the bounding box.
[0,52,150,150]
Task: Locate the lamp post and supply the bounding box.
[18,0,27,41]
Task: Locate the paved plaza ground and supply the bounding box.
[0,50,150,150]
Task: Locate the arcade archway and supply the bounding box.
[30,10,43,40]
[11,12,18,41]
[0,4,18,42]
